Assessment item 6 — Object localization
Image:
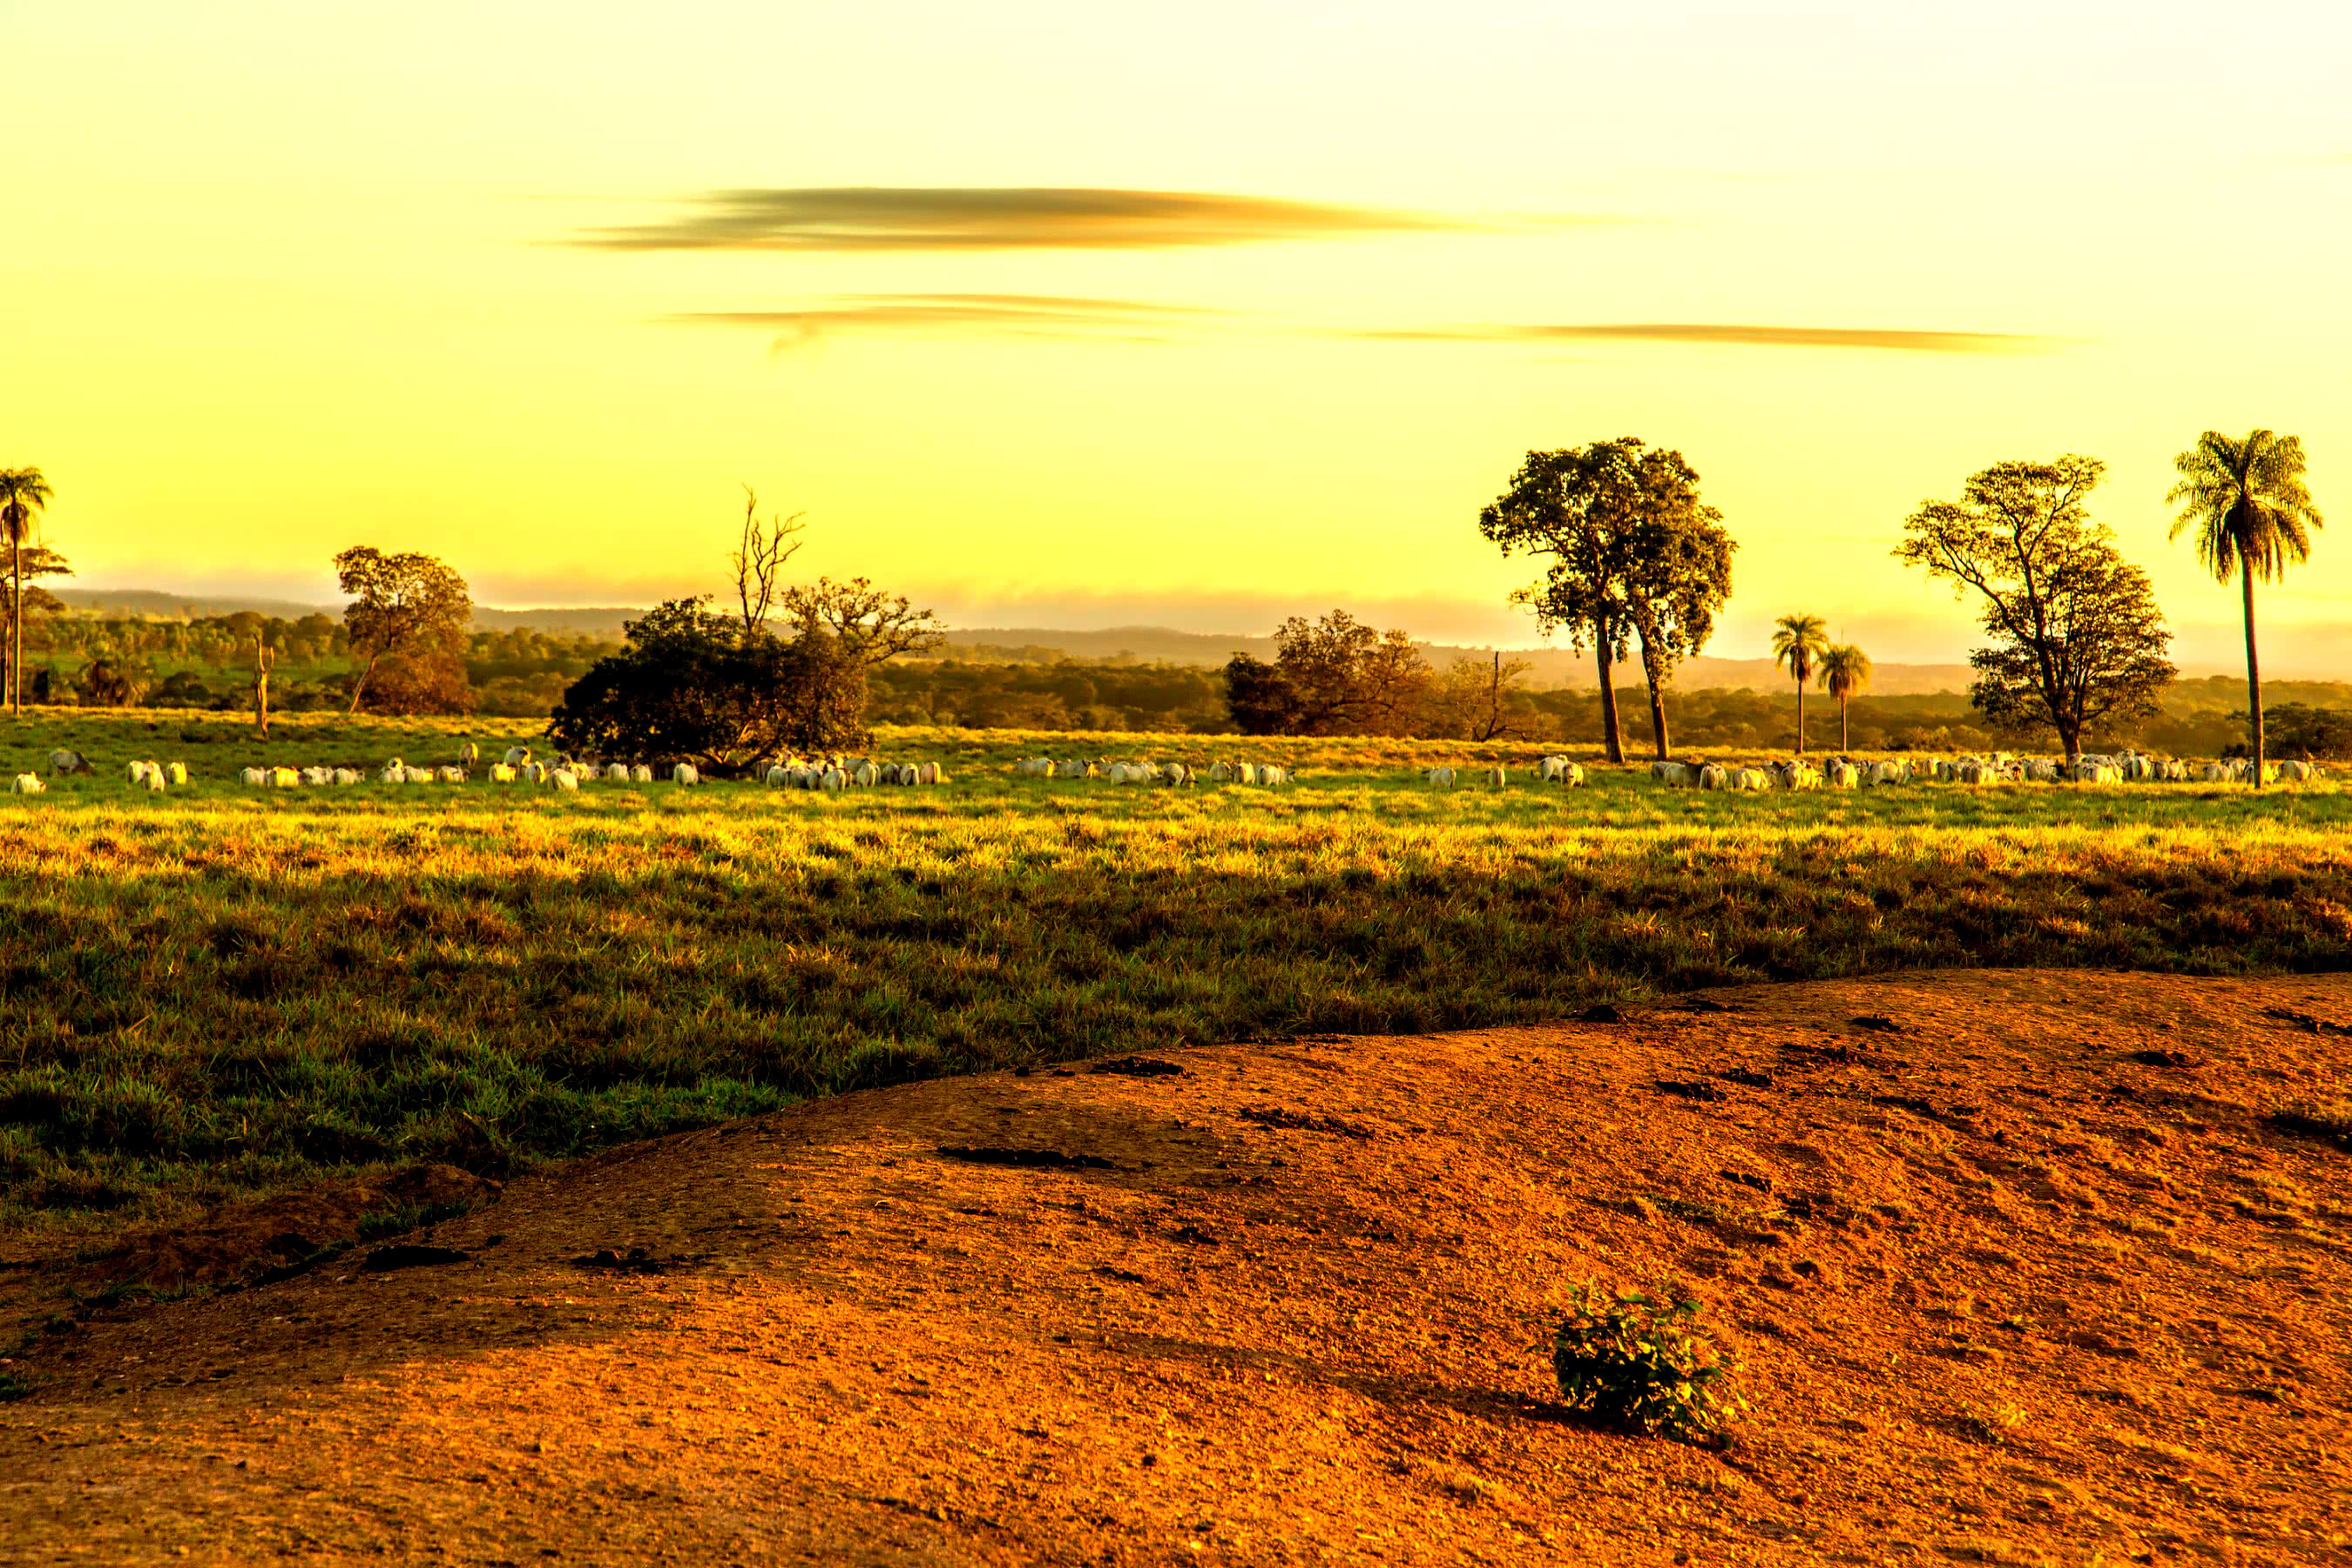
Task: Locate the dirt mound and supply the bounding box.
[1,970,2346,1564]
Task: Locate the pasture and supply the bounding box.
[3,707,2348,1239]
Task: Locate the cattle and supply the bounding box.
[504,747,531,767]
[1651,760,1693,787]
[1698,764,1730,791]
[46,749,91,776]
[10,774,44,794]
[1424,766,1456,787]
[1732,767,1771,792]
[550,767,579,791]
[672,763,700,787]
[2279,760,2316,782]
[1823,760,1858,788]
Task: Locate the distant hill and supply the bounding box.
[57,591,638,639]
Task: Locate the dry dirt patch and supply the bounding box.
[1,969,2347,1565]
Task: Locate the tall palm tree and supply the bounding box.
[0,469,55,714]
[1815,643,1872,753]
[2167,430,2323,787]
[1770,612,1828,754]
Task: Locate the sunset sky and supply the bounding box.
[10,0,2348,672]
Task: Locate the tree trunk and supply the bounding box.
[1839,697,1848,754]
[2242,562,2263,789]
[1638,639,1671,760]
[7,539,18,713]
[348,652,377,714]
[2061,726,2082,771]
[1594,645,1624,764]
[1793,674,1805,755]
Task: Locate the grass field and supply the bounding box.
[3,707,2348,1240]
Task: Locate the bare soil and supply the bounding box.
[2,969,2347,1565]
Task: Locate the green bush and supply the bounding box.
[1544,1281,1745,1442]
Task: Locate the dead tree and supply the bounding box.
[253,635,276,739]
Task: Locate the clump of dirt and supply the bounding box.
[0,970,2346,1565]
[83,1163,498,1292]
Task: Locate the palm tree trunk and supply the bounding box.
[1840,696,1848,753]
[1594,645,1624,765]
[1793,675,1805,755]
[8,540,19,714]
[2242,561,2263,789]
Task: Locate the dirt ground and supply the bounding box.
[1,968,2346,1565]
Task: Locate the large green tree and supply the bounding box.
[1897,455,2175,765]
[1770,613,1828,754]
[2166,429,2323,786]
[1480,438,1735,761]
[0,468,57,712]
[334,546,473,713]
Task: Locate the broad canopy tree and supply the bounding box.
[335,546,473,713]
[550,502,944,768]
[1896,455,2175,765]
[1222,610,1430,736]
[1479,439,1735,760]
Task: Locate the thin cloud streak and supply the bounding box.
[670,293,1229,347]
[1355,322,2057,353]
[572,186,1585,251]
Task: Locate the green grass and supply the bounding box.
[2,707,2348,1240]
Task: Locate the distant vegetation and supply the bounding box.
[17,613,2351,758]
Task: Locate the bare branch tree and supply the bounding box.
[732,485,808,636]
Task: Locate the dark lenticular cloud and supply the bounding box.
[578,186,1494,251]
[1357,322,2051,353]
[672,293,1228,345]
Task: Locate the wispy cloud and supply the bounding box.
[572,186,1567,251]
[670,292,1227,347]
[1353,321,2056,353]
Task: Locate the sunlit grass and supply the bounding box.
[1,707,2345,1238]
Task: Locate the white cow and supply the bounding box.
[672,763,700,787]
[549,767,578,791]
[11,774,44,794]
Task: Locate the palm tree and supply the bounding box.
[2167,430,2323,787]
[1770,612,1828,754]
[0,469,55,713]
[1815,643,1872,753]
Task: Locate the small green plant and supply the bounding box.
[1544,1281,1746,1442]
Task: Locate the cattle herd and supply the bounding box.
[1646,751,2320,789]
[7,746,950,796]
[3,743,2327,799]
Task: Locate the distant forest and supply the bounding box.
[24,612,2349,758]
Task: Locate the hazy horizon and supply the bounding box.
[9,1,2346,682]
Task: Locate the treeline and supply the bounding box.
[26,615,622,718]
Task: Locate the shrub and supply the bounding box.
[1544,1281,1745,1441]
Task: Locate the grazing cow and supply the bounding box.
[334,767,362,785]
[504,747,531,767]
[457,741,479,767]
[2279,760,2315,782]
[47,749,91,776]
[1823,760,1858,788]
[1484,766,1507,787]
[1558,762,1586,788]
[11,774,44,794]
[1698,764,1730,791]
[1733,767,1771,792]
[550,767,579,791]
[1651,760,1692,787]
[1425,766,1456,787]
[672,763,700,787]
[241,767,269,786]
[165,761,188,786]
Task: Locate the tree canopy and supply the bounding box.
[1896,456,2175,761]
[1222,610,1429,736]
[335,546,472,713]
[1479,439,1734,760]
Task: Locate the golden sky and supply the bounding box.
[10,0,2349,672]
